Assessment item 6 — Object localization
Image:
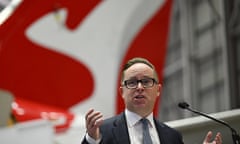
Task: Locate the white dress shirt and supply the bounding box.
[125,109,161,144]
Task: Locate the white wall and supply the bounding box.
[0,119,54,144]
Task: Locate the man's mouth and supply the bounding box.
[134,95,145,99]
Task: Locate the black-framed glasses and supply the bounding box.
[123,78,157,89]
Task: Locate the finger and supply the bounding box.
[85,108,94,120]
[86,109,100,125]
[204,131,213,142]
[92,116,103,129]
[215,132,222,144]
[85,109,94,127]
[86,110,103,130]
[90,113,103,129]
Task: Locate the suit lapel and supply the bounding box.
[112,113,131,144]
[154,119,169,144]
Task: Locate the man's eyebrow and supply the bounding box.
[125,77,137,80]
[127,76,153,80]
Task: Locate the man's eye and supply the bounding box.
[127,81,137,85]
[142,79,151,84]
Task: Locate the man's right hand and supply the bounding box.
[85,109,104,140]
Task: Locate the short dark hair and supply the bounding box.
[121,57,159,83]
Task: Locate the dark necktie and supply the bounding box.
[141,118,153,144]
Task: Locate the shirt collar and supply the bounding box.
[125,109,154,128]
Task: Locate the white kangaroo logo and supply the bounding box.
[26,0,165,118]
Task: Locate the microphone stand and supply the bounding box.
[179,102,240,144]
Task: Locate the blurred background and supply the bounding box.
[159,0,240,121]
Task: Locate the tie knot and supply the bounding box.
[141,118,149,127]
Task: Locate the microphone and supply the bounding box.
[178,102,240,144]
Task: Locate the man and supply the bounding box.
[82,57,222,144]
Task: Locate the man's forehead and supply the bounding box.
[127,63,152,70]
[125,63,154,77]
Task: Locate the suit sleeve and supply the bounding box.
[81,133,102,144]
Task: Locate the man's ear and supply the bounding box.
[157,84,162,97]
[119,86,123,97]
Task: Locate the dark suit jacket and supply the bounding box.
[82,112,184,144]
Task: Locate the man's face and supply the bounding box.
[120,63,161,117]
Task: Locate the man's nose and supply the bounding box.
[137,81,144,88]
